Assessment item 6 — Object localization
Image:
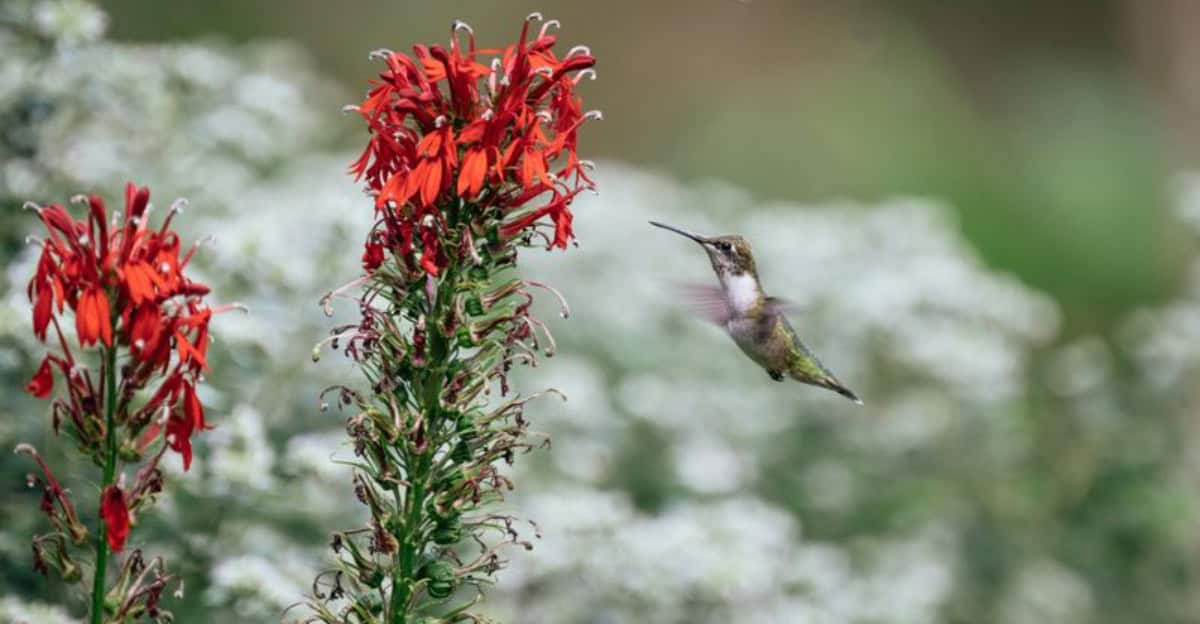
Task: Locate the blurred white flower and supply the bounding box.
[999,558,1095,624]
[0,596,80,624]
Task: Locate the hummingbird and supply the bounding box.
[649,221,862,404]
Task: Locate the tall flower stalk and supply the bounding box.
[304,14,599,624]
[16,183,234,623]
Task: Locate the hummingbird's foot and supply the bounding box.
[768,370,785,382]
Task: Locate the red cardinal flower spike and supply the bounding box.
[350,13,600,277]
[312,14,599,624]
[17,183,238,621]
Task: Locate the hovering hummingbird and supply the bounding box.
[649,221,862,404]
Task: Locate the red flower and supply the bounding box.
[351,14,599,275]
[24,182,233,490]
[362,241,385,272]
[25,357,53,398]
[76,286,112,347]
[100,485,130,552]
[167,414,194,471]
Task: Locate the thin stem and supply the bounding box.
[91,341,119,624]
[388,277,451,624]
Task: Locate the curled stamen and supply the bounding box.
[538,19,560,38]
[169,198,188,215]
[566,45,591,58]
[572,69,597,84]
[69,194,87,205]
[534,66,555,77]
[525,12,544,23]
[181,234,216,267]
[535,110,553,122]
[579,159,596,169]
[522,280,571,318]
[22,201,42,213]
[481,109,495,121]
[434,115,448,128]
[584,110,603,121]
[320,276,370,316]
[25,235,43,247]
[368,48,394,60]
[452,20,473,34]
[342,104,361,114]
[212,302,249,315]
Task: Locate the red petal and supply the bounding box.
[25,357,53,399]
[95,289,112,347]
[167,415,194,471]
[419,160,443,207]
[75,289,98,346]
[184,382,207,430]
[32,282,52,341]
[100,485,131,552]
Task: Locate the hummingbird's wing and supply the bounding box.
[764,296,802,316]
[672,282,732,325]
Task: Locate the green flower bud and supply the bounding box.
[419,560,457,599]
[465,296,484,316]
[469,265,489,281]
[455,326,476,348]
[432,517,464,545]
[117,442,142,462]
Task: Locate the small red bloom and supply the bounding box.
[32,282,53,341]
[166,414,194,471]
[25,357,53,398]
[76,286,112,347]
[100,485,130,552]
[362,241,385,272]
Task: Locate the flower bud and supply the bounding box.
[465,296,484,316]
[118,442,142,462]
[418,560,457,599]
[432,517,463,545]
[455,327,476,348]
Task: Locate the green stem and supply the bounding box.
[389,279,451,624]
[91,343,118,624]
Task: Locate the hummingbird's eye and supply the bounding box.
[716,242,732,252]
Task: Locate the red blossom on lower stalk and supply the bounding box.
[305,13,598,624]
[15,183,237,623]
[100,486,131,553]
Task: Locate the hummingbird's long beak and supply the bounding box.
[649,221,708,245]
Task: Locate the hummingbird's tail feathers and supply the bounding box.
[822,376,863,405]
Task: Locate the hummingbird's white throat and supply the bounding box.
[722,273,761,315]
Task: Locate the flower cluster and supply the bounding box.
[305,14,598,624]
[19,183,230,622]
[25,184,216,473]
[349,12,599,277]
